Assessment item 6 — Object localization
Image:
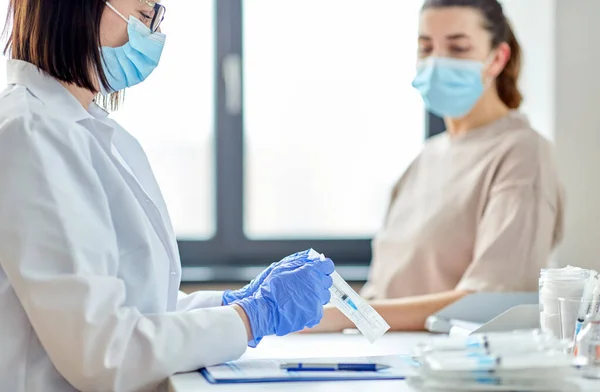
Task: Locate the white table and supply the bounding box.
[168,332,600,392]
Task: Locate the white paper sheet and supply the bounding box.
[202,355,418,382]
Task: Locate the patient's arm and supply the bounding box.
[306,289,471,332]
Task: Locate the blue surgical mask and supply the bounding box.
[411,57,487,118]
[100,3,166,94]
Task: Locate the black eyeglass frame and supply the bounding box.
[139,0,166,33]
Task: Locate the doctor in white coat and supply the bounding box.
[0,1,335,391]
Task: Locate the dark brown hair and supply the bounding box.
[2,0,121,109]
[422,0,523,109]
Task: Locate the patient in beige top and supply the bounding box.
[362,109,561,299]
[309,0,563,332]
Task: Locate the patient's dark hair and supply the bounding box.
[422,0,523,109]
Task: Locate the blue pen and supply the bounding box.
[281,363,389,372]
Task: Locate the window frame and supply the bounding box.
[179,0,443,282]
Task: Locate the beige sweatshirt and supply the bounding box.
[361,111,564,299]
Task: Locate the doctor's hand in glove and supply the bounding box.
[222,249,320,305]
[235,257,335,347]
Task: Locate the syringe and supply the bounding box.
[328,270,390,343]
[331,284,358,310]
[307,249,390,343]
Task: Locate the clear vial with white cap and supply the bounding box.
[574,315,600,379]
[539,267,591,296]
[539,267,591,339]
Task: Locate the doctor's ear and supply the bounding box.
[487,42,511,80]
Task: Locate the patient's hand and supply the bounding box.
[299,305,353,334]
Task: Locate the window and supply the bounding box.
[0,1,431,281]
[111,0,216,240]
[177,0,428,279]
[243,0,424,239]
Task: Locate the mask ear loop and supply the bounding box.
[482,51,498,90]
[105,2,130,24]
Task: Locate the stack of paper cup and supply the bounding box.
[539,266,590,339]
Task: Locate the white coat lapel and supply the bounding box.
[78,118,180,271]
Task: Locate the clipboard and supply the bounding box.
[200,355,418,384]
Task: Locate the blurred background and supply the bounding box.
[1,0,598,290]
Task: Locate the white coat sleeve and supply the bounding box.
[177,290,224,311]
[0,118,247,392]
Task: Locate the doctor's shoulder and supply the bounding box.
[0,88,98,159]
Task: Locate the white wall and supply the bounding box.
[502,0,556,141]
[554,0,600,271]
[503,0,600,271]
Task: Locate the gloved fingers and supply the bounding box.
[313,258,335,275]
[280,250,310,263]
[305,315,321,329]
[221,290,237,305]
[265,260,277,271]
[275,252,313,273]
[247,260,276,285]
[319,287,332,305]
[309,304,324,327]
[245,277,259,290]
[253,262,275,282]
[322,274,333,289]
[236,296,273,347]
[275,261,307,275]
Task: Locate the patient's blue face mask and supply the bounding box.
[411,56,491,119]
[100,2,167,94]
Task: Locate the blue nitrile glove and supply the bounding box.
[222,249,316,305]
[236,257,335,347]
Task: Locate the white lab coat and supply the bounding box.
[0,60,247,392]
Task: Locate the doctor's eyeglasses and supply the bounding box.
[138,0,166,33]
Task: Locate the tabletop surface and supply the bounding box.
[168,332,600,392]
